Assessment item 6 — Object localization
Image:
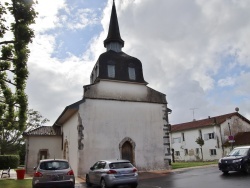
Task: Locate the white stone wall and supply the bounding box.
[86,80,149,101]
[79,99,166,173]
[62,113,79,176]
[25,136,61,173]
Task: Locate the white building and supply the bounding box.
[23,1,172,176]
[171,112,250,161]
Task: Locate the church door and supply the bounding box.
[121,141,133,163]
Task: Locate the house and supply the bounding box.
[23,1,172,176]
[170,111,250,161]
[223,132,250,148]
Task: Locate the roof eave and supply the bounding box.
[53,99,84,126]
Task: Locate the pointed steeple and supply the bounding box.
[104,0,124,52]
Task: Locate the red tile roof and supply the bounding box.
[171,112,250,132]
[23,126,61,136]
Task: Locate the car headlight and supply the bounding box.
[218,159,222,163]
[232,159,242,163]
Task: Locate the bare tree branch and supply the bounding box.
[0,40,15,45]
[0,78,17,86]
[0,57,14,61]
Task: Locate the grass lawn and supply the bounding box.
[0,179,32,188]
[171,161,218,169]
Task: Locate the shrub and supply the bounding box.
[0,155,19,169]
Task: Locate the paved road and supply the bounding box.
[138,166,250,188]
[76,166,250,188]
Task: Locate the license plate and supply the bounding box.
[47,174,63,181]
[120,170,131,174]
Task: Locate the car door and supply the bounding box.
[88,161,100,184]
[93,161,107,185]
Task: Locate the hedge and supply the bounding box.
[0,155,19,169]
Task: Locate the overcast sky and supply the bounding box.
[21,0,250,125]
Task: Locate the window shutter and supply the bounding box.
[204,133,209,140]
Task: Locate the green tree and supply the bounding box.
[0,109,49,155]
[0,0,37,132]
[195,137,204,161]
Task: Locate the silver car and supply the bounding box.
[86,159,138,188]
[32,159,75,188]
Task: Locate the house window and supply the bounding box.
[196,148,199,155]
[175,151,180,156]
[108,65,115,78]
[208,133,215,139]
[204,132,215,140]
[184,149,188,156]
[182,132,185,141]
[173,137,181,143]
[128,67,136,80]
[210,149,217,156]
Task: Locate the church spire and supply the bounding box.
[104,0,124,52]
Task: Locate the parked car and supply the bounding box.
[86,159,138,188]
[218,146,250,174]
[32,159,75,188]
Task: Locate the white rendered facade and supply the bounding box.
[25,135,62,173]
[171,114,250,161]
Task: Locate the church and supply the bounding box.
[24,1,172,176]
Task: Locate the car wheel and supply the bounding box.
[101,178,108,188]
[222,171,228,175]
[86,174,92,187]
[243,163,250,174]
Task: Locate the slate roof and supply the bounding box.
[53,99,84,126]
[23,126,61,136]
[104,0,124,47]
[171,112,250,132]
[95,50,147,84]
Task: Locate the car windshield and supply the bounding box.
[228,148,249,157]
[109,162,133,169]
[40,161,69,170]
